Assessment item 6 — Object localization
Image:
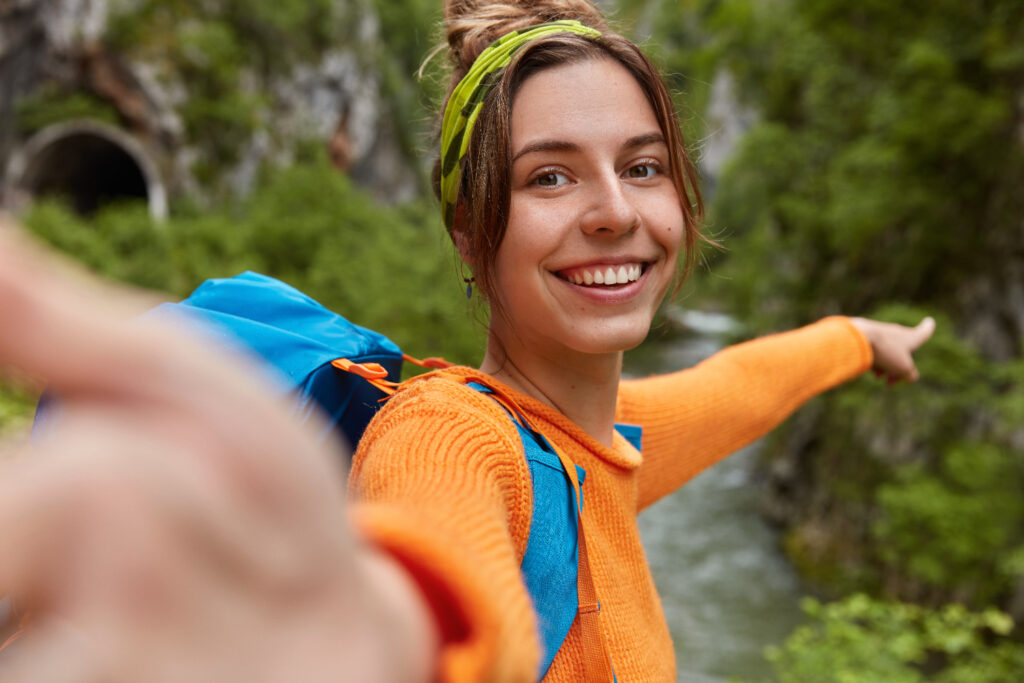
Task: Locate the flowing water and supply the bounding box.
[628,313,808,682]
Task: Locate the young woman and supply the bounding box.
[348,2,933,680]
[0,1,932,681]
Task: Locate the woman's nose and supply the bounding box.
[578,176,640,237]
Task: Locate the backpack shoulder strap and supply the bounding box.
[466,382,614,682]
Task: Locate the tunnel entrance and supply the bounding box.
[5,120,167,219]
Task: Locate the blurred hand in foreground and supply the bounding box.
[0,223,435,682]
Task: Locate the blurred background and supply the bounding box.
[0,0,1021,679]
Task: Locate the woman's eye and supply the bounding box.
[626,163,658,179]
[534,171,568,187]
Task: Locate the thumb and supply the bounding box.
[893,317,934,383]
[908,316,936,352]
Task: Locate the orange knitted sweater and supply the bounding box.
[348,316,872,682]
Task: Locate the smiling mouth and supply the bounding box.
[556,263,648,287]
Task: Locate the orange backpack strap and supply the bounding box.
[330,358,402,396]
[331,354,453,398]
[472,383,615,682]
[541,435,615,683]
[401,353,453,370]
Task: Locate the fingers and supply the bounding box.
[0,230,261,413]
[889,317,935,383]
[0,230,348,509]
[0,402,357,617]
[0,229,171,397]
[0,618,106,683]
[0,435,368,683]
[896,357,919,384]
[851,315,936,385]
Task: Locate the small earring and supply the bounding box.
[464,276,475,299]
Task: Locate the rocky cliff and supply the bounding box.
[0,0,419,218]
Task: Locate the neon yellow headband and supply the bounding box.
[438,19,602,229]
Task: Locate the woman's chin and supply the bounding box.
[568,322,653,356]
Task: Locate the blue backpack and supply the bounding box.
[153,272,626,681]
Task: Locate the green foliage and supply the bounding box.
[873,445,1024,604]
[27,201,175,290]
[367,0,444,185]
[775,305,1024,608]
[106,0,340,74]
[761,594,1024,682]
[698,0,1024,326]
[614,0,726,142]
[102,0,374,185]
[14,89,122,134]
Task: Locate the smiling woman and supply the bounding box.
[348,2,932,681]
[0,1,936,682]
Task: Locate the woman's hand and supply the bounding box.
[0,224,436,682]
[849,316,936,384]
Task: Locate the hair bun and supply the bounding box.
[443,0,608,74]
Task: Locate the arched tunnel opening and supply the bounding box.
[22,132,148,215]
[7,121,167,220]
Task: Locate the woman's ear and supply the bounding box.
[452,205,474,264]
[453,230,474,264]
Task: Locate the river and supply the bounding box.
[628,311,808,682]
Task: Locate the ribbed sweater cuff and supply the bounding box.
[352,503,522,683]
[822,315,874,375]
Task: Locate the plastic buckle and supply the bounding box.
[331,358,390,380]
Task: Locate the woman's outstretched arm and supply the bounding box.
[620,315,933,510]
[0,222,437,682]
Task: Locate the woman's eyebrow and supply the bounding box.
[511,132,667,164]
[511,140,580,164]
[623,132,666,150]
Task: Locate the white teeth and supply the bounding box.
[566,263,644,286]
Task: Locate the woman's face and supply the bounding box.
[489,57,684,360]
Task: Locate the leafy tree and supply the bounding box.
[702,0,1024,330]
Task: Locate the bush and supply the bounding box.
[771,305,1024,606]
[761,594,1024,682]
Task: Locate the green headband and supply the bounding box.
[439,19,602,229]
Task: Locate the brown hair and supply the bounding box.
[431,0,704,306]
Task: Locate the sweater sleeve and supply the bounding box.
[347,378,539,683]
[618,316,872,511]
